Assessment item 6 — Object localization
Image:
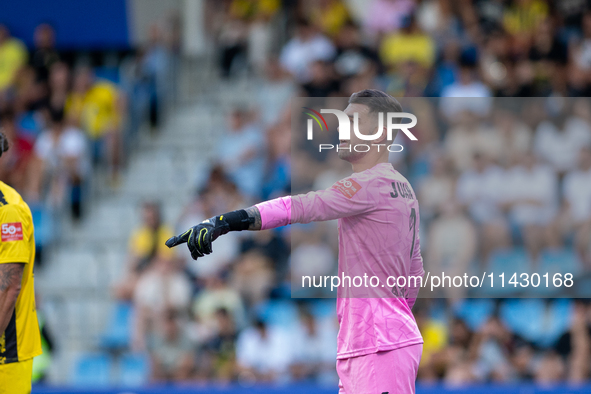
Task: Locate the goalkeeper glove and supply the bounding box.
[165,210,252,260]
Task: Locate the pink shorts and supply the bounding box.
[337,344,423,394]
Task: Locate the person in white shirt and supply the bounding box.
[132,256,192,352]
[279,20,336,83]
[563,147,591,263]
[503,152,559,258]
[30,107,89,215]
[456,153,509,259]
[534,113,591,175]
[236,319,292,382]
[441,61,492,119]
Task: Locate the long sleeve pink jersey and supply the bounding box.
[256,162,424,359]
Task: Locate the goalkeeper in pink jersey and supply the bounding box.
[166,89,424,393]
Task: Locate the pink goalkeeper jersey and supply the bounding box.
[256,162,424,359]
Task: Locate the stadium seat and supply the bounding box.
[71,353,112,386]
[527,248,581,297]
[500,299,545,343]
[256,300,299,327]
[310,299,337,318]
[99,302,133,350]
[453,299,495,331]
[30,204,54,250]
[538,248,582,276]
[500,299,572,347]
[574,273,591,298]
[484,248,532,296]
[94,67,121,84]
[118,353,150,387]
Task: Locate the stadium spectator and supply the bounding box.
[47,62,70,114]
[379,14,436,72]
[444,111,500,172]
[216,108,265,198]
[300,60,341,97]
[417,154,455,221]
[534,103,591,174]
[279,19,336,83]
[333,21,382,79]
[0,24,27,93]
[503,0,548,45]
[65,66,123,181]
[230,250,274,307]
[426,200,478,299]
[0,108,34,192]
[503,151,559,257]
[364,0,416,39]
[490,107,533,166]
[563,147,591,263]
[115,201,175,300]
[307,0,351,38]
[290,309,338,383]
[255,58,295,128]
[199,307,239,381]
[140,24,170,131]
[192,276,246,331]
[261,119,291,200]
[28,107,89,218]
[132,255,192,352]
[30,23,60,84]
[456,153,509,259]
[236,319,292,382]
[149,309,195,382]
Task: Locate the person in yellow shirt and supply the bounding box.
[0,132,42,394]
[503,0,548,37]
[65,66,122,182]
[114,201,174,301]
[309,0,351,38]
[0,25,28,92]
[379,15,435,71]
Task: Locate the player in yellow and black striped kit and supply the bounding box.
[0,131,42,394]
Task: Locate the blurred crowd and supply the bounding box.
[0,19,177,262]
[106,0,591,387]
[4,0,591,388]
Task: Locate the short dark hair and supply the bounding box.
[0,132,8,158]
[348,89,402,114]
[50,106,65,124]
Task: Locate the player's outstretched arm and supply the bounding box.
[165,206,263,260]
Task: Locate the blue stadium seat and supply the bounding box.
[71,353,112,387]
[453,299,495,331]
[538,248,582,276]
[310,300,337,318]
[485,248,532,296]
[119,353,150,387]
[100,302,133,350]
[30,204,54,249]
[256,300,299,327]
[500,299,572,347]
[528,248,581,297]
[543,299,573,347]
[94,67,121,84]
[500,299,545,343]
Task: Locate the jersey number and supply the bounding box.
[409,208,416,259]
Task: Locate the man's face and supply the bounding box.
[337,103,382,162]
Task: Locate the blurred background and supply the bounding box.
[2,0,591,392]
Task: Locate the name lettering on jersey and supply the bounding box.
[333,179,362,199]
[390,182,414,200]
[1,222,23,242]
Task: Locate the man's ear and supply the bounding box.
[374,125,388,145]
